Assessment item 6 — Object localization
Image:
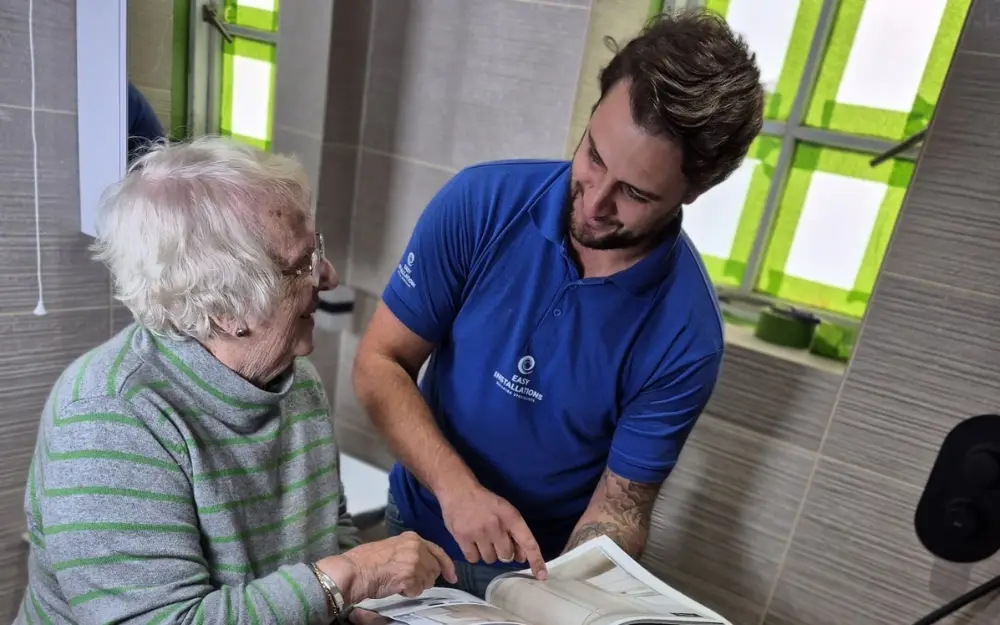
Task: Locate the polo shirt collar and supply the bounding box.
[528,164,682,297]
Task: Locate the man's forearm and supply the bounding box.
[353,353,477,498]
[562,468,661,559]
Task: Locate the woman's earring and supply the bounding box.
[235,328,249,338]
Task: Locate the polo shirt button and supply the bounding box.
[553,308,562,317]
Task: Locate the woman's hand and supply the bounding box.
[317,532,458,604]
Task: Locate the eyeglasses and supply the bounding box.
[282,233,325,287]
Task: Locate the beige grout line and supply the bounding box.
[273,124,324,141]
[881,269,1000,302]
[324,140,355,151]
[959,49,1000,59]
[358,146,459,174]
[503,0,591,9]
[0,102,75,116]
[820,454,923,492]
[0,304,110,319]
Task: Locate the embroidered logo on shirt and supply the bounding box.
[397,251,416,288]
[494,354,543,403]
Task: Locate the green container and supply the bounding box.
[754,306,820,349]
[809,322,857,362]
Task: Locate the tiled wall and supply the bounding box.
[313,0,592,460]
[0,0,112,620]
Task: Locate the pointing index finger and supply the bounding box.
[504,516,547,580]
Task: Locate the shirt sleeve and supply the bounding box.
[607,350,723,484]
[381,168,483,344]
[37,397,329,625]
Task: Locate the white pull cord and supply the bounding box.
[29,0,46,316]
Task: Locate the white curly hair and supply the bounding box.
[91,136,311,341]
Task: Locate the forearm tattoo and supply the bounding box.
[563,468,661,558]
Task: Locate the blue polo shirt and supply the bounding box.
[383,159,724,563]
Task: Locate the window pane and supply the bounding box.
[684,136,782,288]
[706,0,822,121]
[754,144,914,317]
[220,37,276,151]
[224,0,279,32]
[803,0,970,141]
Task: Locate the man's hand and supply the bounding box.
[562,468,662,559]
[438,485,548,580]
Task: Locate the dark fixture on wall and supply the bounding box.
[913,414,1000,623]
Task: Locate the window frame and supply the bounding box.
[666,0,923,326]
[186,0,280,142]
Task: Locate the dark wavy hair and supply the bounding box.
[596,9,764,193]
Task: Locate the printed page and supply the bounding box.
[485,536,731,625]
[353,587,533,625]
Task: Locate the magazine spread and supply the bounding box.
[353,536,731,625]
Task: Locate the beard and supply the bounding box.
[565,180,676,251]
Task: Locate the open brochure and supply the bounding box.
[353,535,731,625]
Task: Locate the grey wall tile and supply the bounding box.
[642,415,815,625]
[764,458,1000,625]
[822,273,1000,487]
[0,308,109,619]
[361,0,588,168]
[308,325,341,409]
[335,419,396,473]
[273,0,334,138]
[0,0,31,108]
[324,0,373,145]
[0,108,109,313]
[880,52,1000,297]
[0,523,30,623]
[707,343,841,451]
[957,0,1000,56]
[315,143,359,276]
[0,309,110,490]
[28,0,76,112]
[333,323,395,471]
[110,300,134,335]
[347,150,455,294]
[0,0,76,111]
[273,127,324,214]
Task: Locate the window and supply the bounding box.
[683,0,970,319]
[188,0,279,150]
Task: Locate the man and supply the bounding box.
[353,9,763,598]
[127,80,166,163]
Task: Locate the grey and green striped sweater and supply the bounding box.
[16,323,359,625]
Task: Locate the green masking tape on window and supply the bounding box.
[754,306,820,349]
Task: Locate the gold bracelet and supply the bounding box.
[309,562,345,619]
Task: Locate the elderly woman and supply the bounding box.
[16,137,456,625]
